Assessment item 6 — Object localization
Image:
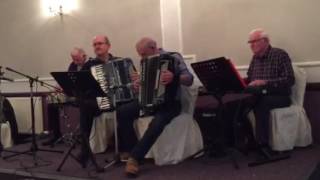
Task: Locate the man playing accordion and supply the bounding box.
[123,37,194,177]
[77,35,138,168]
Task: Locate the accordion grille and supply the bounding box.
[91,64,112,110]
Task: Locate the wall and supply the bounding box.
[181,0,320,65]
[1,0,320,81]
[1,0,320,87]
[0,0,162,79]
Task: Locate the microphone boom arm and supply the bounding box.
[5,67,61,91]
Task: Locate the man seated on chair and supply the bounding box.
[77,35,137,168]
[244,28,295,148]
[42,47,87,146]
[122,37,194,177]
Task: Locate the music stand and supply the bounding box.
[191,57,246,94]
[51,71,107,98]
[191,57,246,169]
[51,71,106,172]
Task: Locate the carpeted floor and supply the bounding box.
[0,141,319,180]
[308,162,320,180]
[0,172,54,180]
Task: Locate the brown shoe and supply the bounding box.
[125,158,139,178]
[120,152,130,162]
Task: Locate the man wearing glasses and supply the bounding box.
[245,28,295,147]
[77,35,119,168]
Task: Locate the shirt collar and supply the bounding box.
[254,45,272,59]
[96,53,115,62]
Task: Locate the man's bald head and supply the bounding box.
[135,37,159,58]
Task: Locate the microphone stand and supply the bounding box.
[2,67,63,165]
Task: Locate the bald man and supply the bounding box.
[78,35,141,169]
[76,35,118,167]
[245,28,295,147]
[124,37,193,177]
[135,37,193,86]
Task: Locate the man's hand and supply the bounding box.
[130,71,140,82]
[160,70,174,85]
[130,72,140,92]
[54,85,63,93]
[248,79,267,87]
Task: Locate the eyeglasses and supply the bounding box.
[93,42,107,46]
[248,38,264,44]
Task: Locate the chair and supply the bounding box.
[89,112,114,153]
[1,122,13,148]
[134,85,204,165]
[269,66,312,151]
[0,96,14,148]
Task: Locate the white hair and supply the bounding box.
[249,28,269,40]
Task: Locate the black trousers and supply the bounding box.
[47,103,62,139]
[242,86,292,145]
[116,100,140,152]
[253,95,291,144]
[78,98,102,155]
[79,98,140,154]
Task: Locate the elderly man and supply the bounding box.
[42,47,87,146]
[123,37,194,177]
[68,47,87,71]
[77,35,120,167]
[245,28,295,147]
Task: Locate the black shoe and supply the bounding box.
[76,151,89,168]
[0,143,3,157]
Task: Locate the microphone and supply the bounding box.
[0,66,14,82]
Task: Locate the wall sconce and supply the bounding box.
[42,0,78,17]
[49,4,63,16]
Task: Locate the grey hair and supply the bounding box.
[104,36,111,45]
[71,47,86,54]
[136,37,157,50]
[249,28,269,40]
[71,47,87,58]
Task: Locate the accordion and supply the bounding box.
[139,54,175,115]
[91,58,136,111]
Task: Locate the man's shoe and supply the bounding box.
[76,152,89,168]
[125,157,139,178]
[0,143,3,157]
[120,152,130,162]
